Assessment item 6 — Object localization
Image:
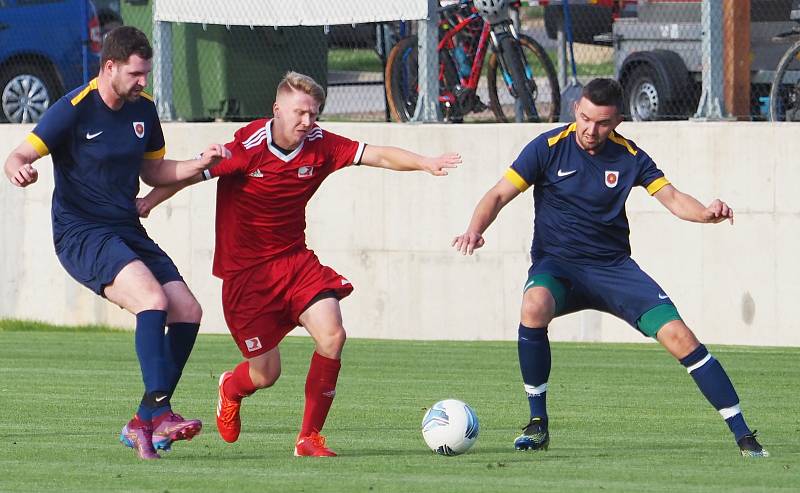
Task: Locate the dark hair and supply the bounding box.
[581,78,624,114]
[101,26,152,65]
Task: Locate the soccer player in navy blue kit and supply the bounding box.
[3,27,228,460]
[453,79,768,458]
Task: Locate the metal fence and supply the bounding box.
[1,0,798,124]
[536,0,796,121]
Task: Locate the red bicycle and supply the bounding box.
[385,0,560,123]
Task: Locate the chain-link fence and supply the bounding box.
[1,0,799,124]
[534,0,797,121]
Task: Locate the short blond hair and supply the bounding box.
[276,71,326,108]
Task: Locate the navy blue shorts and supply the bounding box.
[54,222,183,295]
[527,256,674,333]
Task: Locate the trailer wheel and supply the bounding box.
[624,64,665,121]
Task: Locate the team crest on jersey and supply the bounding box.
[133,121,145,138]
[605,170,619,188]
[297,166,314,179]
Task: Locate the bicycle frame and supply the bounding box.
[436,6,530,108]
[385,0,559,123]
[437,12,491,95]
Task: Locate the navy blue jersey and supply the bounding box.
[26,78,165,233]
[507,123,670,265]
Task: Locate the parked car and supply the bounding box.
[0,0,102,123]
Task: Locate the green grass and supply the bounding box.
[328,48,384,73]
[1,325,798,492]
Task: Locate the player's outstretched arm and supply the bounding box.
[654,184,734,224]
[140,143,231,187]
[136,174,204,218]
[360,145,461,175]
[453,177,521,255]
[4,141,41,188]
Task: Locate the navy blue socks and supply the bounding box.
[165,322,200,395]
[518,324,551,424]
[680,344,751,441]
[135,310,169,421]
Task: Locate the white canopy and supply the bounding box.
[153,0,431,26]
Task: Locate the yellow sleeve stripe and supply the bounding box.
[143,147,166,160]
[547,123,576,147]
[140,91,154,102]
[25,133,49,157]
[504,168,530,192]
[646,176,670,195]
[70,78,98,106]
[608,131,638,156]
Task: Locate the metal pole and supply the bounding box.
[412,0,441,122]
[511,5,524,122]
[693,0,727,120]
[80,0,89,82]
[380,23,391,122]
[557,29,567,96]
[153,20,176,121]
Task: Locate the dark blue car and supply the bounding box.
[0,0,102,123]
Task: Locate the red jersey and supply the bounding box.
[208,119,364,279]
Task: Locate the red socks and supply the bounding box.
[299,352,341,437]
[223,361,258,401]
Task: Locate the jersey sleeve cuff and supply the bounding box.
[353,142,366,165]
[143,147,166,160]
[504,167,530,192]
[645,176,670,195]
[25,133,49,157]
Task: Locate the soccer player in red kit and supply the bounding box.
[138,71,461,456]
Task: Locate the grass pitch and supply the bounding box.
[0,322,797,492]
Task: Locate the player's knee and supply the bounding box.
[317,327,346,358]
[521,294,555,326]
[141,289,169,312]
[656,319,699,359]
[175,299,202,323]
[250,364,281,389]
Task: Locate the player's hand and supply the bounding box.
[452,231,485,255]
[135,197,152,218]
[8,163,38,187]
[422,152,461,176]
[702,198,733,225]
[198,144,232,169]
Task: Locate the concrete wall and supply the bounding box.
[1,122,798,346]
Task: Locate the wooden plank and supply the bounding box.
[724,0,751,119]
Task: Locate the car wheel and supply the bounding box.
[0,63,60,123]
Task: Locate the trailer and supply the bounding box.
[542,0,796,120]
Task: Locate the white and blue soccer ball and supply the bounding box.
[421,399,480,456]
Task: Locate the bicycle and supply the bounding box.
[769,1,800,121]
[384,0,560,123]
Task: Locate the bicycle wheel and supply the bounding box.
[487,34,560,123]
[385,36,462,122]
[769,38,800,121]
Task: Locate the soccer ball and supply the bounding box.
[421,399,480,456]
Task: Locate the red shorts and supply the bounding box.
[221,248,354,358]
